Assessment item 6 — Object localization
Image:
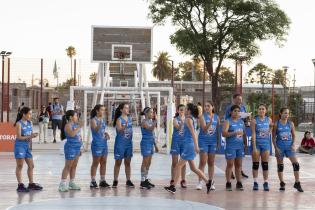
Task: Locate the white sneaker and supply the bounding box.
[196,181,203,190]
[210,180,215,190]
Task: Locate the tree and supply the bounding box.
[288,92,303,124]
[218,67,234,85]
[273,69,287,87]
[65,46,76,81]
[246,63,274,84]
[56,78,74,90]
[148,0,290,108]
[179,58,208,81]
[246,92,282,116]
[89,72,97,86]
[152,51,172,80]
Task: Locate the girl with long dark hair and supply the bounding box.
[58,110,83,192]
[170,104,187,188]
[164,103,211,194]
[112,103,134,188]
[14,107,42,192]
[222,105,248,191]
[251,104,272,191]
[272,107,303,192]
[196,101,220,191]
[89,104,111,189]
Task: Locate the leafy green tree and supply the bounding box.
[148,0,290,108]
[273,69,287,87]
[65,46,76,80]
[219,67,235,85]
[89,72,97,86]
[288,93,303,124]
[246,92,282,116]
[179,58,208,81]
[246,63,274,84]
[56,78,74,90]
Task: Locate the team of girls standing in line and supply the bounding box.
[13,103,304,193]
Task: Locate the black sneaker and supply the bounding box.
[279,181,285,191]
[226,182,232,191]
[206,180,211,194]
[99,180,110,188]
[90,180,98,189]
[180,180,187,189]
[164,185,176,194]
[53,139,56,143]
[145,179,155,188]
[236,182,244,191]
[231,172,235,180]
[241,171,249,178]
[17,183,30,192]
[126,180,135,188]
[28,183,43,191]
[140,181,151,190]
[112,180,118,188]
[294,182,304,192]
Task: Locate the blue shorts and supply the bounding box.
[179,140,196,161]
[91,143,108,157]
[14,142,32,159]
[64,143,81,160]
[225,148,245,160]
[114,140,133,160]
[170,139,180,155]
[199,139,217,154]
[277,147,295,159]
[255,143,270,154]
[140,140,154,157]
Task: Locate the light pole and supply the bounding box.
[283,66,289,106]
[0,51,12,122]
[312,59,315,135]
[168,59,175,102]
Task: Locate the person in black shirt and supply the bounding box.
[38,105,50,144]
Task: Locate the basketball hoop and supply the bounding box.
[114,51,130,61]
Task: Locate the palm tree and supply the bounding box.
[89,72,97,86]
[152,52,172,81]
[65,46,76,81]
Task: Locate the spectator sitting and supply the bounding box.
[299,131,315,155]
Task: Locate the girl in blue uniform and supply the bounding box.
[272,107,303,192]
[251,104,272,191]
[14,107,42,192]
[196,101,220,191]
[59,110,83,192]
[140,107,156,189]
[90,104,110,189]
[165,103,211,194]
[170,104,187,188]
[112,103,135,188]
[222,105,247,191]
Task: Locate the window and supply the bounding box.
[120,81,128,87]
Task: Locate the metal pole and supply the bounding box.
[40,58,43,109]
[74,59,76,86]
[272,80,275,122]
[240,60,243,95]
[7,58,10,122]
[171,60,174,92]
[313,62,315,135]
[202,63,206,107]
[1,55,4,122]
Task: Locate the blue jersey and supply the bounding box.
[141,119,155,142]
[183,116,196,143]
[65,123,82,146]
[16,120,32,144]
[91,117,106,145]
[255,116,270,145]
[276,120,293,148]
[116,116,133,141]
[226,118,245,149]
[225,104,246,120]
[172,116,185,142]
[198,113,219,145]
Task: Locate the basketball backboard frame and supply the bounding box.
[91,25,153,64]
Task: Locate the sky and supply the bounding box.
[0,0,315,87]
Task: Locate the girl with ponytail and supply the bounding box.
[14,107,42,192]
[89,104,111,189]
[112,103,135,188]
[58,110,84,192]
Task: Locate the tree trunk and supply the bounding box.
[205,59,220,111]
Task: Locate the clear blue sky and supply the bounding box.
[0,0,314,87]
